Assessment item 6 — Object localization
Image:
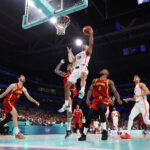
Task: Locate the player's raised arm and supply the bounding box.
[0,84,15,99]
[23,88,40,107]
[67,47,75,63]
[54,59,66,77]
[86,79,95,107]
[109,80,122,104]
[87,28,94,56]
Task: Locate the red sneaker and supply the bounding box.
[120,133,131,139]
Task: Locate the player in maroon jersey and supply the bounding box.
[79,69,122,141]
[54,59,77,138]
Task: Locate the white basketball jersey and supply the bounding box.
[75,51,90,69]
[134,84,147,102]
[112,111,118,119]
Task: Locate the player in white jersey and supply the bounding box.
[120,75,150,139]
[111,107,120,133]
[58,27,93,114]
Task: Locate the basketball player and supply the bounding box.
[79,69,122,141]
[73,105,83,136]
[111,107,120,133]
[0,75,40,139]
[120,75,150,139]
[58,27,94,113]
[54,59,77,138]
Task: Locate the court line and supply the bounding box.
[0,144,112,150]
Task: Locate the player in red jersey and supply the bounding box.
[79,69,122,141]
[0,75,40,139]
[73,105,83,136]
[54,59,77,138]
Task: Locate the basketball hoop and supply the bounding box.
[54,15,70,35]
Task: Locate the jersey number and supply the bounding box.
[98,87,101,91]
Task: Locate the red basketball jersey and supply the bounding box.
[5,83,24,104]
[93,78,110,104]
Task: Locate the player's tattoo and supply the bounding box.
[54,62,65,77]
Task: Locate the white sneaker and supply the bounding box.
[78,90,85,99]
[58,104,67,113]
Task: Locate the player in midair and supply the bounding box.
[120,75,150,139]
[0,75,40,139]
[111,107,120,134]
[54,59,77,138]
[78,69,122,141]
[58,27,94,113]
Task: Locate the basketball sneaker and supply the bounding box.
[58,104,68,113]
[78,90,85,99]
[78,133,86,141]
[101,130,108,140]
[15,132,25,139]
[65,130,72,139]
[120,133,131,139]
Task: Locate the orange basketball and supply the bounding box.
[83,26,92,36]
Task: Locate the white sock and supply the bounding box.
[102,122,106,130]
[14,127,20,135]
[81,87,85,91]
[67,122,71,130]
[64,100,69,106]
[83,127,88,135]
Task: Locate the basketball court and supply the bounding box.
[0,134,150,150]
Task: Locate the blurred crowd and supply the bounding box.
[1,106,149,133]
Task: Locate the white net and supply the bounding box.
[54,15,70,35]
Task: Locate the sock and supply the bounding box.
[14,127,20,135]
[81,87,85,91]
[127,120,133,134]
[83,127,88,135]
[64,100,69,106]
[102,122,106,130]
[67,122,71,130]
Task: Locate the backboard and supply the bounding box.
[22,0,88,29]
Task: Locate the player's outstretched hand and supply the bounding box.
[123,98,129,103]
[117,99,122,105]
[67,47,72,53]
[60,59,65,64]
[35,101,40,107]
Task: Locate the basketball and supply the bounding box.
[83,26,92,36]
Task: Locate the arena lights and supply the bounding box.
[50,17,57,24]
[75,39,83,46]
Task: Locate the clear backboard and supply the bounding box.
[22,0,88,29]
